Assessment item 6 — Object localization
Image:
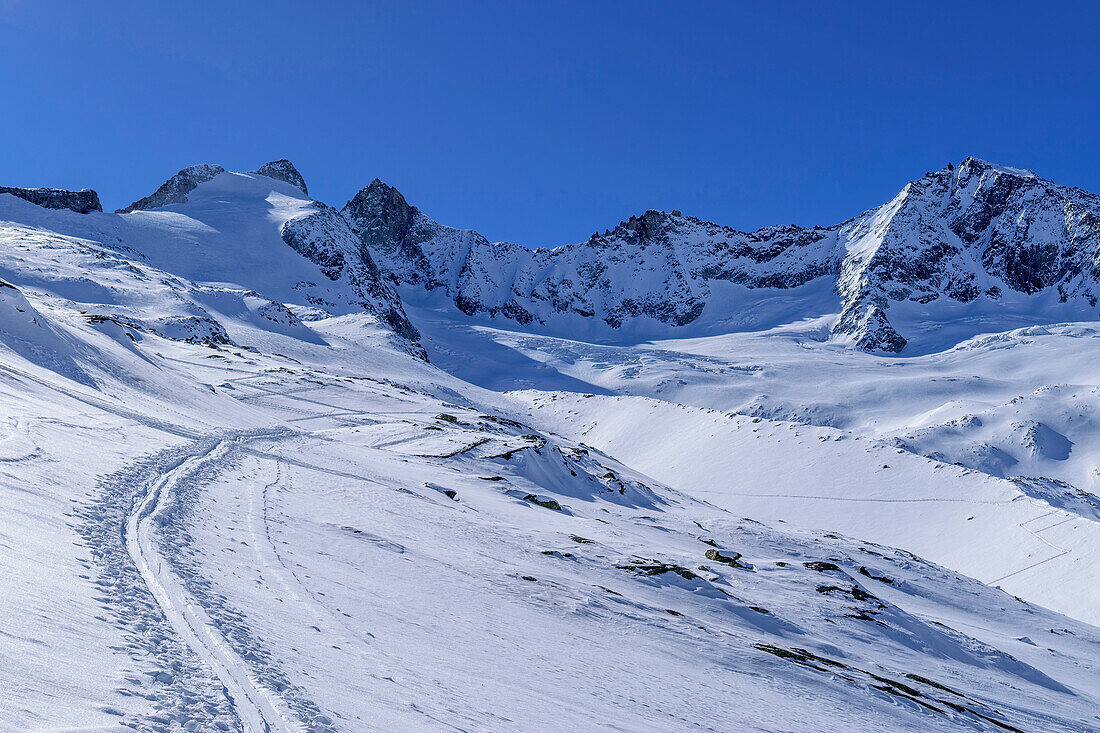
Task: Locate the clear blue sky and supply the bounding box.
[2,1,1098,245]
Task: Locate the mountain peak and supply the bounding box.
[957,156,1037,179]
[342,179,415,231]
[117,163,226,214]
[251,159,308,196]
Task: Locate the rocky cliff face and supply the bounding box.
[343,158,1100,352]
[14,157,1095,355]
[0,186,102,214]
[830,158,1100,350]
[340,182,842,331]
[281,200,421,345]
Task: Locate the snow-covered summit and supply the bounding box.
[834,156,1100,351]
[2,163,423,355]
[117,163,227,213]
[957,155,1038,178]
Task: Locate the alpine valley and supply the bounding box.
[3,157,1100,732]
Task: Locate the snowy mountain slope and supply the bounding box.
[6,158,1100,731]
[412,307,1100,620]
[350,158,1100,353]
[2,297,1100,731]
[513,389,1100,624]
[0,199,326,354]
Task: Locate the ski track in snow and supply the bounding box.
[79,428,336,732]
[126,435,297,733]
[988,511,1072,585]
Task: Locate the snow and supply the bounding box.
[2,163,1100,731]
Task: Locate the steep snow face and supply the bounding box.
[0,278,95,384]
[350,158,1100,353]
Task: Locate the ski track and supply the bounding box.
[248,458,376,645]
[77,437,243,732]
[79,428,336,732]
[989,511,1072,585]
[127,435,297,733]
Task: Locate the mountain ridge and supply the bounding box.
[7,156,1100,355]
[343,156,1100,352]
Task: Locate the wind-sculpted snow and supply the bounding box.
[0,278,96,384]
[348,158,1100,353]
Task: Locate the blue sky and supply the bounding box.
[1,1,1098,245]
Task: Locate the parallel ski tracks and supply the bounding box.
[124,434,301,733]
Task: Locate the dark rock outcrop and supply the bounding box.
[0,186,102,214]
[280,201,422,349]
[252,159,309,196]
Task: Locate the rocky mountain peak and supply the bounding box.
[341,179,418,253]
[117,164,226,213]
[828,158,1100,352]
[346,159,1100,355]
[21,155,1098,357]
[251,159,308,196]
[343,179,412,220]
[957,156,1037,179]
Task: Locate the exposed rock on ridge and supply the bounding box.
[98,161,423,355]
[0,186,102,214]
[252,159,309,196]
[117,164,226,213]
[280,201,423,349]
